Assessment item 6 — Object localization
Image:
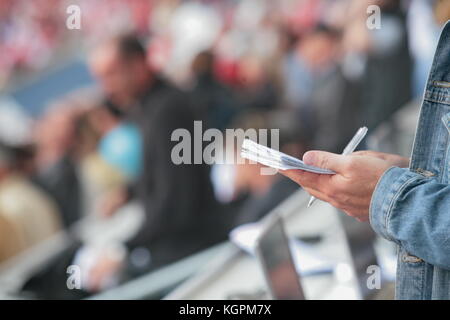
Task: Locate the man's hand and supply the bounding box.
[280,150,401,221]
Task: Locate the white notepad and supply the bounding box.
[241,139,335,175]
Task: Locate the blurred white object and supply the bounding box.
[230,222,335,276]
[72,202,145,292]
[210,164,236,204]
[167,2,222,82]
[77,202,144,246]
[233,0,267,30]
[73,242,126,292]
[0,98,33,146]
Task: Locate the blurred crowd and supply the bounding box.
[0,0,450,299]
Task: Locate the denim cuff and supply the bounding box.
[369,166,421,243]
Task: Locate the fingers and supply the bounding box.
[302,186,331,203]
[281,169,362,213]
[280,169,332,190]
[280,169,332,202]
[303,151,350,173]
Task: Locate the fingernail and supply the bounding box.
[303,151,316,165]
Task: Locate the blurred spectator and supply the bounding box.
[86,34,225,287]
[344,0,413,130]
[32,104,82,228]
[217,110,309,228]
[0,143,61,263]
[235,54,280,112]
[70,102,125,217]
[281,23,361,152]
[189,50,237,131]
[282,24,340,110]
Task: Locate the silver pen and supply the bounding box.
[307,126,368,207]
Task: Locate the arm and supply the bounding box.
[370,167,450,270]
[281,150,450,270]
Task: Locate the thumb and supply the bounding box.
[303,151,348,172]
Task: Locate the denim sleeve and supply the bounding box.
[370,166,450,270]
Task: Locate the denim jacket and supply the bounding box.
[369,21,450,300]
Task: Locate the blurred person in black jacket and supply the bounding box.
[85,34,225,286]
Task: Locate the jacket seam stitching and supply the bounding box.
[423,97,450,106]
[385,174,423,243]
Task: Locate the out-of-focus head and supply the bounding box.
[192,50,215,79]
[297,24,341,70]
[237,55,267,88]
[72,105,115,159]
[89,34,151,107]
[34,105,77,153]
